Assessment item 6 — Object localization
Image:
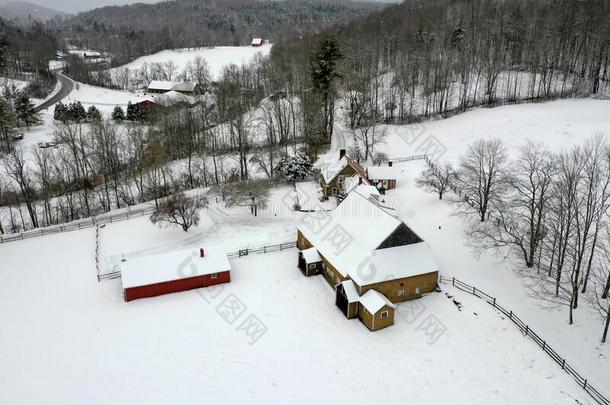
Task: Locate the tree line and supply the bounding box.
[418,136,610,343]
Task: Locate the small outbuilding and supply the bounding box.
[335,280,360,319]
[251,38,263,47]
[367,163,398,192]
[298,247,323,276]
[121,246,231,302]
[358,289,397,331]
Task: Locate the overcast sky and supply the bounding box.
[33,0,399,14]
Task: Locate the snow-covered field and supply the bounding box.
[0,229,596,404]
[373,99,610,162]
[2,89,610,403]
[109,44,272,83]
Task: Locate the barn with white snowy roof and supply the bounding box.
[296,189,439,331]
[120,246,231,302]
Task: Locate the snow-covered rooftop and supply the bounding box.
[121,246,230,289]
[147,81,197,93]
[301,247,322,264]
[338,280,360,303]
[353,184,380,199]
[350,242,440,286]
[298,190,403,277]
[367,166,399,180]
[359,289,396,314]
[322,156,349,183]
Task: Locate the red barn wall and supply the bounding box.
[124,270,230,302]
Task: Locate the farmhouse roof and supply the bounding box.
[321,153,368,184]
[297,190,403,277]
[121,246,230,289]
[359,289,397,313]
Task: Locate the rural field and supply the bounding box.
[1,0,609,404]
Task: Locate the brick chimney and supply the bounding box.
[339,149,346,160]
[200,248,205,258]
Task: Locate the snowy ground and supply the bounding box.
[0,231,595,404]
[375,98,610,162]
[109,45,272,83]
[2,92,610,403]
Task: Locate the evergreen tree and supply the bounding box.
[54,101,67,121]
[0,97,17,151]
[126,101,135,121]
[310,36,343,139]
[69,101,87,122]
[276,153,313,183]
[86,105,102,122]
[14,91,40,128]
[112,105,126,121]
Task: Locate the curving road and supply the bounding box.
[34,70,74,112]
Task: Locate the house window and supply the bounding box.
[397,289,405,297]
[332,187,338,195]
[210,273,218,279]
[380,310,389,319]
[338,175,344,184]
[309,263,317,270]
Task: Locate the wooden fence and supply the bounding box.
[439,275,609,405]
[97,240,298,281]
[0,205,156,245]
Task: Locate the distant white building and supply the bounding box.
[251,38,263,47]
[147,81,197,94]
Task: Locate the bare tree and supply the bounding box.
[457,138,508,222]
[485,143,555,267]
[150,192,207,232]
[416,160,456,200]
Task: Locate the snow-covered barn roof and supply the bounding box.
[147,81,197,93]
[121,246,230,289]
[367,166,399,180]
[359,289,396,314]
[297,190,403,277]
[349,242,439,286]
[352,184,380,199]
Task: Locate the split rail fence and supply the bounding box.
[439,275,609,405]
[0,205,156,244]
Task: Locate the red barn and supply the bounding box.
[121,246,231,302]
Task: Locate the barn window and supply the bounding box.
[332,187,338,195]
[380,310,389,319]
[338,175,344,184]
[309,263,317,270]
[210,273,218,279]
[397,289,405,297]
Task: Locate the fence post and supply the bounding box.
[561,359,565,370]
[542,341,546,350]
[584,379,587,389]
[452,277,455,286]
[473,286,476,295]
[493,297,496,307]
[525,325,529,336]
[509,311,513,320]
